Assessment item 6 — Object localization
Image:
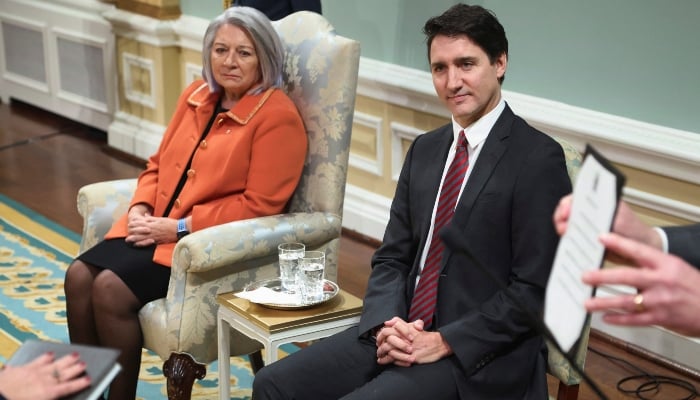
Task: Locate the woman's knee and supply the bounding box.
[64,260,96,296]
[92,270,141,312]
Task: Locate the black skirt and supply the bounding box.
[76,238,171,304]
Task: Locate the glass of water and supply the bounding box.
[298,250,326,305]
[278,242,305,293]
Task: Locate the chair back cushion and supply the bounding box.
[273,12,360,216]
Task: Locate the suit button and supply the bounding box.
[200,140,207,149]
[174,199,181,208]
[217,118,224,126]
[187,169,195,177]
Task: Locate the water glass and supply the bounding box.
[298,250,326,305]
[278,242,305,293]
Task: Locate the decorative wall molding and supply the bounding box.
[122,52,156,109]
[107,110,163,160]
[53,27,110,112]
[171,14,208,52]
[102,7,178,46]
[343,184,392,241]
[358,57,700,186]
[184,62,202,88]
[389,122,422,182]
[0,15,50,91]
[350,111,384,177]
[0,0,115,130]
[624,187,700,223]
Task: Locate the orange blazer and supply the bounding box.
[106,80,307,266]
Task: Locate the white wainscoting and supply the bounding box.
[0,0,116,131]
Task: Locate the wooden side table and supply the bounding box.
[216,289,363,400]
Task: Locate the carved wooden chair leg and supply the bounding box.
[162,352,207,400]
[557,382,580,400]
[249,349,265,374]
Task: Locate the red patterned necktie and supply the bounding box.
[408,131,469,328]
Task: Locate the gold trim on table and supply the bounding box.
[217,289,363,334]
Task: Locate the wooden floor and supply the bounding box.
[2,99,700,399]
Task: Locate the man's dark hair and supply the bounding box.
[423,3,508,83]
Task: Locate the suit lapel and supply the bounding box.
[450,106,515,234]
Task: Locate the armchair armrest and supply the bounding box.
[172,211,342,274]
[76,179,137,253]
[145,211,343,360]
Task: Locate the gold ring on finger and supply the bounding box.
[633,293,645,312]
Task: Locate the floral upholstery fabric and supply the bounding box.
[76,11,360,364]
[547,137,588,387]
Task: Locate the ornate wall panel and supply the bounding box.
[0,0,116,130]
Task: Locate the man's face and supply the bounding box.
[429,34,506,128]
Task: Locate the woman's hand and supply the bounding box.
[125,216,179,247]
[0,352,91,400]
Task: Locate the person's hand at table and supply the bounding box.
[582,232,700,337]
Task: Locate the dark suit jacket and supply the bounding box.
[234,0,321,20]
[664,224,700,267]
[359,104,572,399]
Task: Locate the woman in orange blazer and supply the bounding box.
[63,7,307,400]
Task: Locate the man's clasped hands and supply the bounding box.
[374,317,452,367]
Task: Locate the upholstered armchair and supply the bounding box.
[547,138,588,400]
[76,11,360,400]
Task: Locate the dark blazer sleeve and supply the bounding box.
[662,224,700,268]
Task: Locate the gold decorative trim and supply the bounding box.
[116,0,181,20]
[228,88,275,125]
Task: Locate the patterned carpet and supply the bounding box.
[0,194,259,399]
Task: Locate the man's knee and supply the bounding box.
[252,363,285,400]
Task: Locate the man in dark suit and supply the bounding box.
[252,4,571,399]
[555,195,700,337]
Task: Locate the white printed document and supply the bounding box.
[544,145,625,353]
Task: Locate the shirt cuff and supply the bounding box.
[654,227,669,253]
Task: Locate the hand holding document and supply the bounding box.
[545,146,625,353]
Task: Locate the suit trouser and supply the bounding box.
[252,326,460,400]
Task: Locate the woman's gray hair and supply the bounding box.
[202,6,284,95]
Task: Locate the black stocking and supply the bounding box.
[64,260,101,345]
[92,270,144,400]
